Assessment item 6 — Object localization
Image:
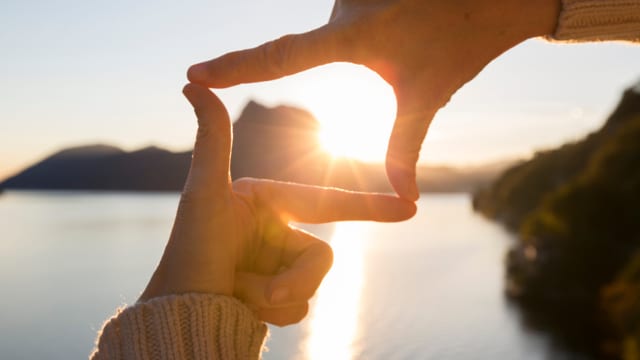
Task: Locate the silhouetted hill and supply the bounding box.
[0,101,509,192]
[52,144,124,159]
[0,145,192,191]
[473,84,640,230]
[230,100,327,183]
[472,81,640,358]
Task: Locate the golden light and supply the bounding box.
[302,222,368,359]
[304,64,397,162]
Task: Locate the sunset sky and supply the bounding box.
[1,0,639,180]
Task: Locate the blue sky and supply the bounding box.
[1,0,639,179]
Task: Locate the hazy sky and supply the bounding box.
[1,0,639,180]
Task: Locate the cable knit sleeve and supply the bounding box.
[551,0,640,42]
[90,294,268,360]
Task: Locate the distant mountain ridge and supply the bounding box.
[0,101,510,193]
[1,145,191,191]
[51,144,124,159]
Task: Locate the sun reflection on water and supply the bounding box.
[303,222,368,360]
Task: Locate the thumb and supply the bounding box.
[182,83,232,195]
[188,25,343,88]
[386,85,439,201]
[234,272,310,326]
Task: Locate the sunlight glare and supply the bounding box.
[304,64,397,162]
[303,222,368,360]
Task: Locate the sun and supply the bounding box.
[303,64,397,162]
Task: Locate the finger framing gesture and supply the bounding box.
[139,83,416,326]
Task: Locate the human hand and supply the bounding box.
[187,0,560,200]
[139,83,416,326]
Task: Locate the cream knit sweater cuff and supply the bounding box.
[91,293,268,360]
[553,0,640,41]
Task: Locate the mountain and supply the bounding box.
[0,145,191,191]
[0,101,509,192]
[231,101,508,192]
[473,84,640,230]
[472,81,640,358]
[230,100,327,184]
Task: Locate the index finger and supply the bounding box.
[233,178,417,223]
[187,25,343,88]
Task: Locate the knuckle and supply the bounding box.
[333,18,367,61]
[232,177,256,192]
[193,106,207,121]
[181,178,208,202]
[195,125,212,143]
[179,186,227,212]
[179,186,198,206]
[252,180,277,208]
[332,4,397,62]
[263,35,295,76]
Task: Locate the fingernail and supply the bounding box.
[270,287,290,305]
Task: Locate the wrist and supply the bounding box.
[138,259,234,303]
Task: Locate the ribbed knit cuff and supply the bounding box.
[91,294,268,360]
[551,0,640,42]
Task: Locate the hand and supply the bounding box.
[139,83,416,326]
[187,0,560,201]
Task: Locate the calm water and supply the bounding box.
[0,192,572,359]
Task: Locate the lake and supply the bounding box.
[0,192,573,359]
